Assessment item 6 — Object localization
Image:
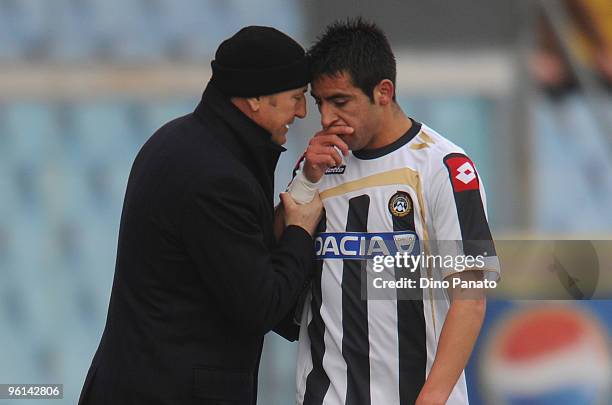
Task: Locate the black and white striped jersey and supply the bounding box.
[294,120,500,405]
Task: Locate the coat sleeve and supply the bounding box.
[272,281,312,341]
[181,174,314,336]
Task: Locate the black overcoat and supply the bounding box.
[78,83,313,405]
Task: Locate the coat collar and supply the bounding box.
[193,82,285,202]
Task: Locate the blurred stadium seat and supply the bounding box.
[140,99,198,138]
[3,103,60,164]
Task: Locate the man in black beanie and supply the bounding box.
[78,26,322,405]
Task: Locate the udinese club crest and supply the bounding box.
[388,191,412,217]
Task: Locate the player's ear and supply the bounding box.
[375,79,394,106]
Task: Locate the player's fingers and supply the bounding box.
[310,134,349,156]
[304,146,324,164]
[306,145,342,166]
[306,155,332,169]
[314,125,353,139]
[307,142,334,155]
[329,137,349,156]
[329,147,343,166]
[327,125,354,135]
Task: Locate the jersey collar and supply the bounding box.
[352,119,422,160]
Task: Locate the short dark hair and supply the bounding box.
[308,18,397,102]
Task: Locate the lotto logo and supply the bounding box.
[456,162,476,184]
[444,154,479,192]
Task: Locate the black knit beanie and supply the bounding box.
[210,26,310,97]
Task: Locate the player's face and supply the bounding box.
[258,86,308,145]
[311,72,383,151]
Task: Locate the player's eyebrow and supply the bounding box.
[327,94,352,101]
[310,91,352,101]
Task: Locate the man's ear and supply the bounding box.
[246,97,261,112]
[375,79,395,106]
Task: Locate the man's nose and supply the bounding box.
[320,104,337,129]
[295,99,306,119]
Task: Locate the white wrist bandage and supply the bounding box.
[287,170,321,204]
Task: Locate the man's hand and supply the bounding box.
[303,126,351,183]
[280,192,324,237]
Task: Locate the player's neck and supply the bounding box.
[373,107,413,148]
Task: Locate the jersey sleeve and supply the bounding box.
[290,153,306,182]
[429,152,500,281]
[284,153,307,194]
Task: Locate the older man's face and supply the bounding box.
[257,86,308,145]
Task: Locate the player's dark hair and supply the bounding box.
[308,18,397,102]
